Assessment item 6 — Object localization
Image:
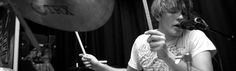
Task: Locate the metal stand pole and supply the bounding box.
[185,53,192,71]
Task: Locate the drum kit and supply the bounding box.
[1,0,115,70]
[1,0,171,70]
[2,0,206,71]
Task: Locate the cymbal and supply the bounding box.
[0,67,13,71]
[9,0,114,32]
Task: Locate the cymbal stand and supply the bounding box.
[6,0,40,50]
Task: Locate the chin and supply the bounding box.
[171,33,182,37]
[172,29,183,36]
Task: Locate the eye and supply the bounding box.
[167,7,181,14]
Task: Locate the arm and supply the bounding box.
[80,54,126,71]
[127,66,140,71]
[146,30,214,71]
[93,63,126,71]
[162,50,213,71]
[191,51,213,71]
[90,63,139,71]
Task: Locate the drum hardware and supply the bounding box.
[4,0,114,70]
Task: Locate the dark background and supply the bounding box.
[2,0,235,71]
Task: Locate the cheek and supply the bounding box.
[163,18,176,25]
[162,20,173,27]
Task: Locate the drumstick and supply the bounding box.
[75,31,108,64]
[99,60,108,64]
[75,31,87,54]
[142,0,153,30]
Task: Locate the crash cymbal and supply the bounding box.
[0,67,13,71]
[9,0,114,32]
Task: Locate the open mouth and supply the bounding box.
[173,24,181,28]
[173,21,182,27]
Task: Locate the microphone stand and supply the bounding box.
[181,0,234,71]
[204,27,235,41]
[184,52,192,71]
[182,0,193,70]
[186,17,235,41]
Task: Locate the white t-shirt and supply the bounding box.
[128,30,216,71]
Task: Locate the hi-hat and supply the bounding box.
[9,0,114,32]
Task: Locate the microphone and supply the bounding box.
[175,17,209,30]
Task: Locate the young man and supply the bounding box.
[81,0,216,71]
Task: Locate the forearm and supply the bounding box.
[164,57,202,71]
[93,63,126,71]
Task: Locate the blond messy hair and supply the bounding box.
[151,0,193,20]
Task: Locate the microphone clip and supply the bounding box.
[175,17,209,31]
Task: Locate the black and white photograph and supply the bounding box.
[0,0,235,71]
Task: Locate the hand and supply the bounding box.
[145,30,170,59]
[145,29,166,51]
[79,54,101,70]
[156,44,168,59]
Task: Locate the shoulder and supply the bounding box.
[190,30,207,37]
[129,34,150,70]
[184,30,207,41]
[187,30,205,37]
[184,30,216,57]
[134,34,150,45]
[183,30,211,45]
[131,34,151,55]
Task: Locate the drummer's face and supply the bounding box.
[158,12,184,37]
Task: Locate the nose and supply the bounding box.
[178,14,184,19]
[177,14,184,22]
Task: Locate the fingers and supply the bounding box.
[149,40,165,49]
[79,53,101,70]
[80,54,91,61]
[79,54,92,68]
[147,35,165,43]
[144,29,165,36]
[145,29,165,43]
[84,62,92,68]
[79,54,83,57]
[83,61,91,65]
[79,54,108,70]
[145,30,166,51]
[82,57,93,68]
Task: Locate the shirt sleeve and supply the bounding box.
[188,30,217,57]
[128,34,148,70]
